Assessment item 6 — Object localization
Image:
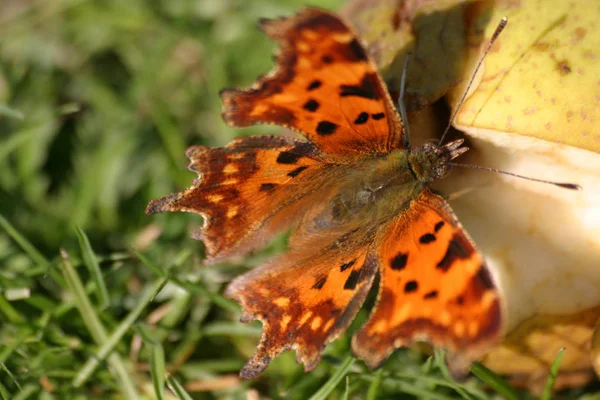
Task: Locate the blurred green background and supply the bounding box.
[0,0,597,399]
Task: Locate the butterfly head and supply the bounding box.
[409,139,469,183]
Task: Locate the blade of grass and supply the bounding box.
[0,104,24,120]
[365,368,383,400]
[0,295,25,324]
[11,383,36,400]
[74,276,168,387]
[166,375,194,400]
[433,349,475,400]
[74,226,110,310]
[541,347,565,400]
[0,213,66,287]
[0,381,10,400]
[132,248,168,277]
[133,248,239,312]
[360,375,459,400]
[0,362,21,392]
[308,355,355,400]
[136,323,166,400]
[59,249,139,399]
[470,362,520,400]
[342,376,350,400]
[0,214,49,268]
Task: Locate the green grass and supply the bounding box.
[0,0,597,398]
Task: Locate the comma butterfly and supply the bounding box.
[146,8,505,379]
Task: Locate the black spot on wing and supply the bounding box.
[354,112,369,125]
[287,166,308,178]
[312,276,327,289]
[404,280,418,293]
[339,73,381,99]
[423,290,438,299]
[321,55,333,64]
[390,252,408,270]
[303,99,320,112]
[259,183,278,192]
[344,270,360,290]
[475,265,495,290]
[348,39,367,61]
[340,259,356,272]
[277,151,301,164]
[316,121,338,135]
[436,234,470,272]
[307,80,322,91]
[419,233,436,244]
[434,221,445,232]
[371,112,385,120]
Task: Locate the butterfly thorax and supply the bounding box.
[325,151,422,227]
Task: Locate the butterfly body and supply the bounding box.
[147,8,503,379]
[319,140,467,231]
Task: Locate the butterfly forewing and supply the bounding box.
[220,8,405,161]
[146,136,334,262]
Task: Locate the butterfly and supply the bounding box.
[146,8,504,379]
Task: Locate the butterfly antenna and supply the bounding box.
[398,54,411,148]
[448,162,582,190]
[438,17,508,147]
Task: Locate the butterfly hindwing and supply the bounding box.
[220,8,405,161]
[352,189,503,368]
[225,229,377,378]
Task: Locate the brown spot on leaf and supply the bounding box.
[557,60,571,75]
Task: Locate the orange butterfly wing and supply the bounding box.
[226,229,377,379]
[146,136,332,263]
[221,8,405,160]
[353,189,504,369]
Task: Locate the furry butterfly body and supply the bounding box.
[147,8,503,378]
